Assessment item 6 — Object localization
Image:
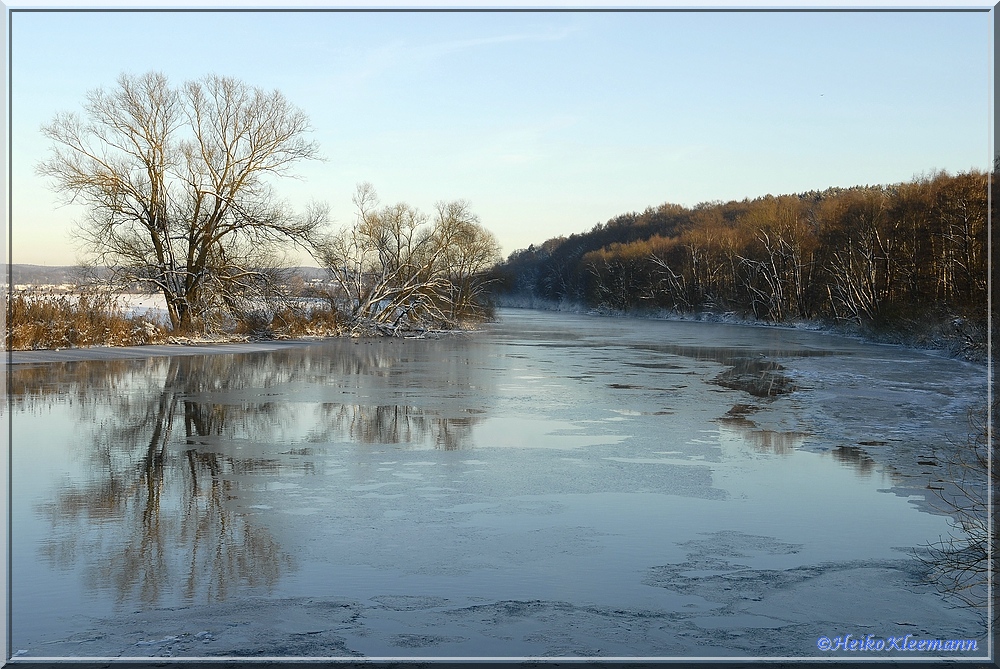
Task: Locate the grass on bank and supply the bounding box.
[4,290,349,350]
[6,290,167,350]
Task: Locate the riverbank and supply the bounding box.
[6,288,495,355]
[4,327,485,365]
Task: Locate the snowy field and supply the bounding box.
[116,292,169,323]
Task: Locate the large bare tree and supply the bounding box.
[38,71,326,332]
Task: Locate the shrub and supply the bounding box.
[233,303,343,339]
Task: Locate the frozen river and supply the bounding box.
[8,309,990,659]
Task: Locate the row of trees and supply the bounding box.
[492,169,988,334]
[36,71,500,338]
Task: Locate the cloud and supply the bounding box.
[331,23,580,90]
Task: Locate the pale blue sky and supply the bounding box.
[9,7,993,266]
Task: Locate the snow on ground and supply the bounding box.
[117,292,169,324]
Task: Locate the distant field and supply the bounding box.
[6,264,328,288]
[117,292,168,323]
[7,264,333,327]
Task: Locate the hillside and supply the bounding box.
[488,169,990,361]
[7,265,329,288]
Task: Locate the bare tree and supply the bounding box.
[917,403,995,623]
[818,188,896,323]
[38,71,326,332]
[431,199,501,322]
[315,184,500,334]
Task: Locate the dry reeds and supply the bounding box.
[5,289,167,350]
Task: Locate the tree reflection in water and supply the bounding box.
[31,355,295,607]
[311,403,477,450]
[18,338,491,609]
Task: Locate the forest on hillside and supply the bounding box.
[489,169,989,356]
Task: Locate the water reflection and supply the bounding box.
[828,445,878,477]
[32,355,297,607]
[19,338,494,609]
[717,407,886,475]
[310,403,477,450]
[718,419,809,456]
[719,419,892,479]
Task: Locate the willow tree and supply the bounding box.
[316,183,501,333]
[38,71,326,332]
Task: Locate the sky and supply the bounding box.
[7,3,994,267]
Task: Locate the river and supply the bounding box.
[7,308,990,659]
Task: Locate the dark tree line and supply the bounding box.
[490,169,988,344]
